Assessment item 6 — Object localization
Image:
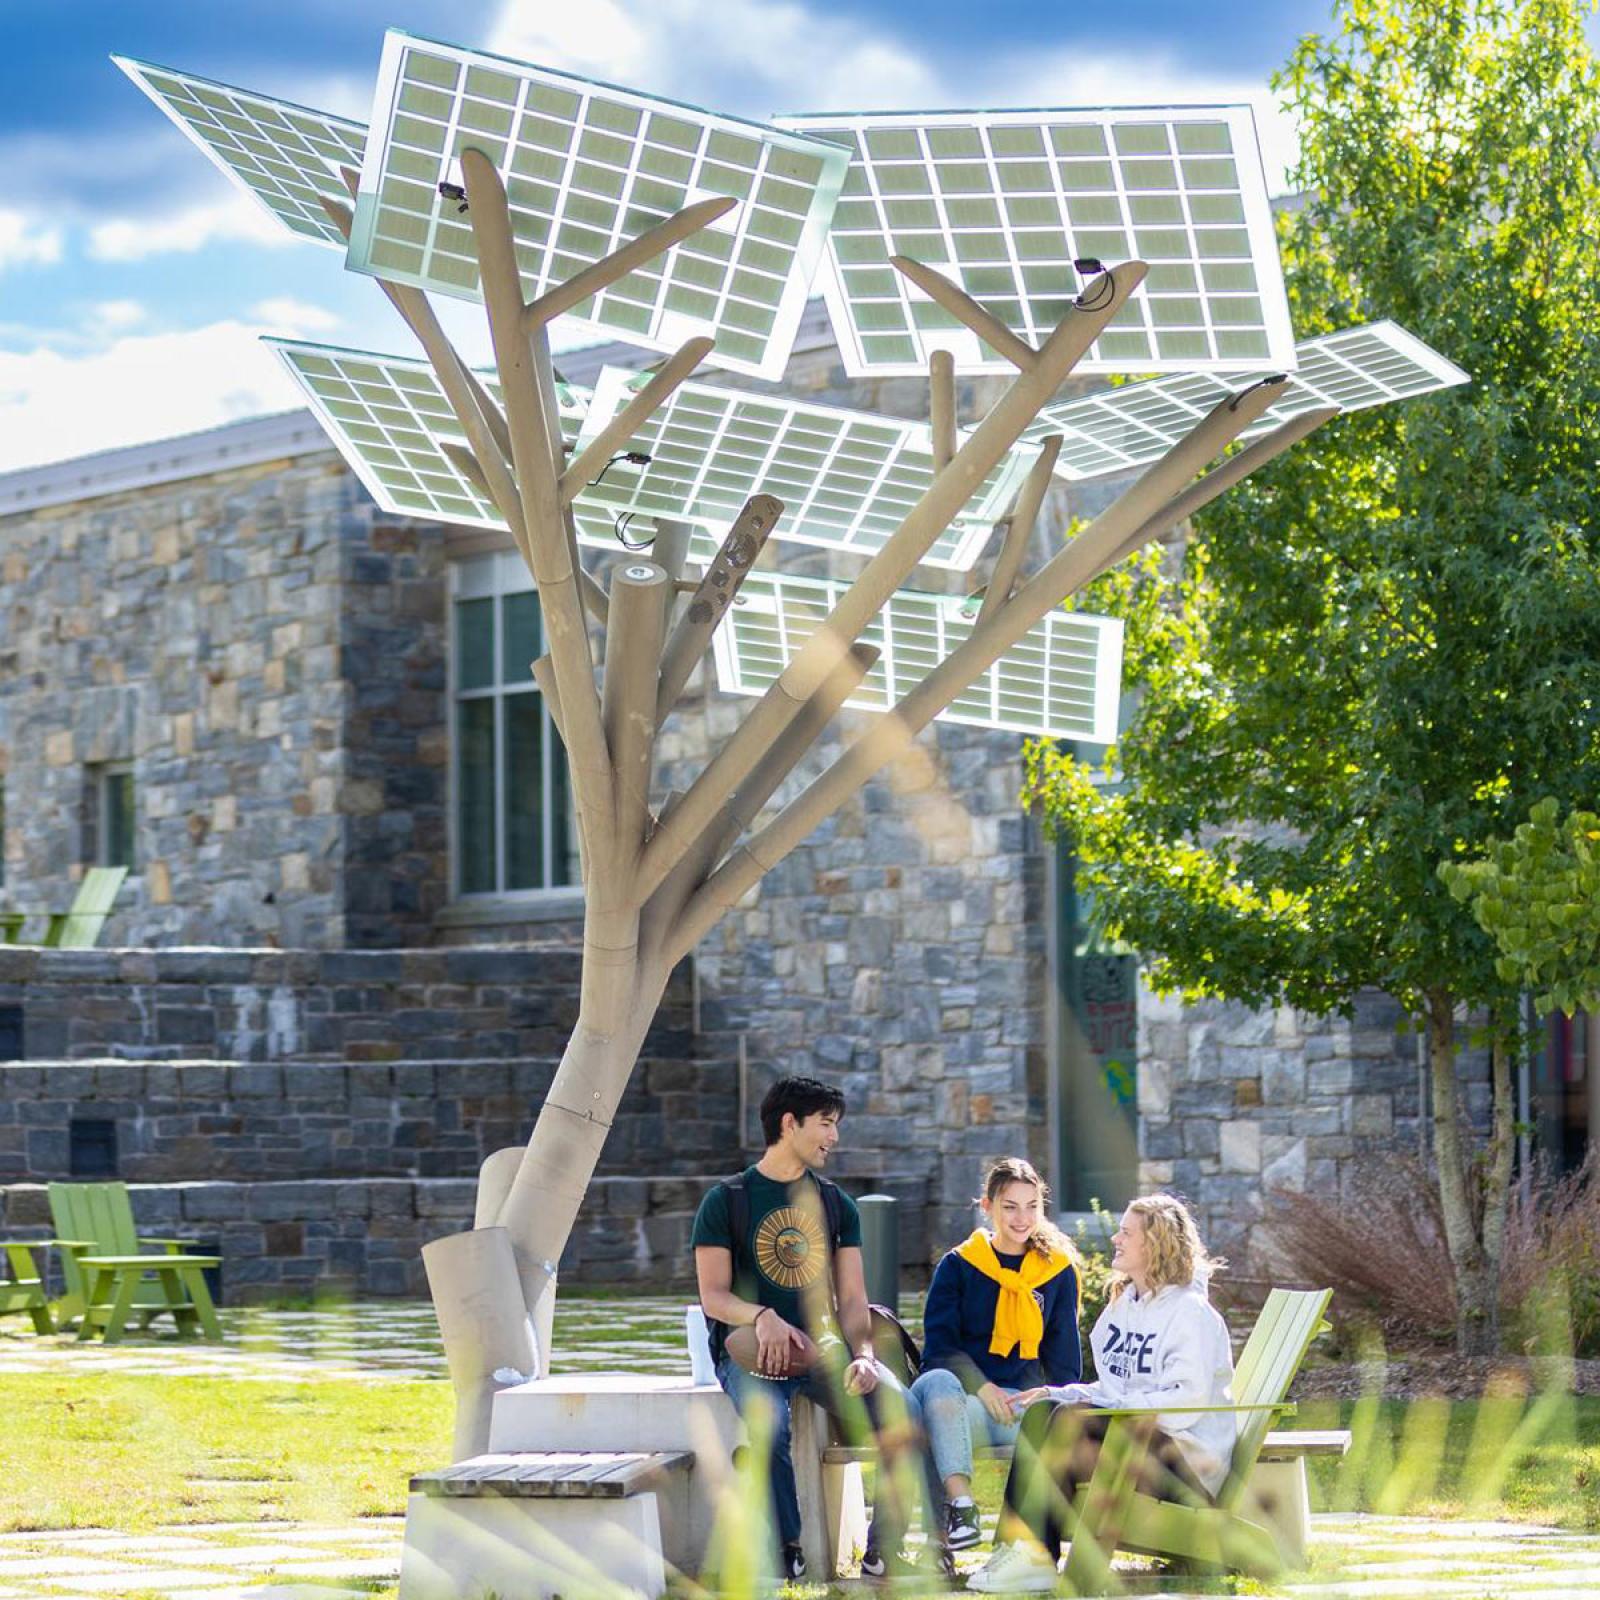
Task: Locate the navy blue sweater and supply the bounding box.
[921,1245,1082,1393]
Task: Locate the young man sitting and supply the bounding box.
[692,1074,930,1582]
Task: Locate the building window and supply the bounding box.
[85,763,138,871]
[452,553,575,896]
[0,775,6,889]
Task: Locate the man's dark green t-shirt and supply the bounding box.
[692,1166,862,1361]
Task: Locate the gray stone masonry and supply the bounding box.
[1136,979,1493,1265]
[0,448,449,948]
[0,1175,716,1298]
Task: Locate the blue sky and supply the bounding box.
[0,0,1429,470]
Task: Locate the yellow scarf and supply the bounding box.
[955,1229,1074,1360]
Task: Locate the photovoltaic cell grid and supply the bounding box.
[773,107,1293,378]
[269,341,593,532]
[113,56,367,249]
[713,571,1124,741]
[347,32,850,380]
[1028,320,1472,480]
[577,367,1036,571]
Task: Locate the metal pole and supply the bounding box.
[856,1193,900,1314]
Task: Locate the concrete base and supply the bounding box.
[398,1489,668,1600]
[1245,1458,1312,1565]
[488,1373,869,1579]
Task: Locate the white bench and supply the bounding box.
[399,1449,694,1600]
[820,1427,1351,1565]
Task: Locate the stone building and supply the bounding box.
[1,304,1590,1296]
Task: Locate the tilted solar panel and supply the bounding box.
[346,31,850,379]
[1029,320,1470,480]
[113,56,367,249]
[773,106,1292,378]
[269,340,602,535]
[575,366,1038,571]
[713,570,1123,740]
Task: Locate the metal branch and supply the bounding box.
[667,379,1319,962]
[523,197,737,330]
[460,147,613,861]
[929,349,957,471]
[892,255,1037,371]
[631,260,1145,901]
[560,339,715,504]
[980,434,1061,624]
[656,494,781,720]
[602,561,671,865]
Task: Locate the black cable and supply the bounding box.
[1229,373,1289,412]
[1074,265,1116,314]
[591,449,652,488]
[614,512,655,551]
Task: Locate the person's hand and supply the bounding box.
[844,1354,880,1396]
[1007,1386,1051,1412]
[753,1307,809,1377]
[977,1382,1016,1424]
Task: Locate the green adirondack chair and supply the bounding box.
[0,865,128,948]
[47,1181,222,1344]
[0,1241,54,1333]
[1056,1286,1333,1594]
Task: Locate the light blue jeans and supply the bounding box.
[910,1365,1022,1488]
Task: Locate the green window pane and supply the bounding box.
[456,698,495,895]
[504,695,545,891]
[456,596,494,690]
[104,772,137,872]
[1175,123,1233,154]
[502,591,542,683]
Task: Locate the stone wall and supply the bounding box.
[1137,982,1491,1264]
[0,1174,719,1299]
[0,449,449,949]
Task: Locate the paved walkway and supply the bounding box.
[0,1513,1596,1598]
[0,1296,696,1382]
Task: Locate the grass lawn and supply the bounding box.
[0,1373,452,1534]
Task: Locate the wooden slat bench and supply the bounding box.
[401,1450,694,1600]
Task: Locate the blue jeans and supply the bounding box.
[716,1350,923,1548]
[911,1366,1022,1488]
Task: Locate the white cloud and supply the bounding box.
[487,0,1301,191]
[87,192,292,263]
[250,297,341,334]
[0,208,63,270]
[0,322,305,474]
[90,300,147,332]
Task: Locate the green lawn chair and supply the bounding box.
[47,1181,222,1344]
[0,1241,54,1333]
[0,865,129,948]
[1056,1286,1333,1594]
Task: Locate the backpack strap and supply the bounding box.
[720,1173,751,1268]
[813,1174,844,1251]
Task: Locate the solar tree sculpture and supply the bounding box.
[116,31,1467,1458]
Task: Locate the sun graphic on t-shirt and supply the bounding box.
[754,1205,828,1289]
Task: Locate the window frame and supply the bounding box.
[449,551,578,902]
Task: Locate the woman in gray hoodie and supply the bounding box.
[967,1194,1234,1594]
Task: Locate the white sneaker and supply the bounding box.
[966,1541,1059,1593]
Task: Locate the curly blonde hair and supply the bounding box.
[1109,1193,1224,1300]
[979,1157,1082,1267]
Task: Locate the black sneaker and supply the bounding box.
[862,1538,949,1585]
[780,1542,806,1581]
[945,1498,983,1550]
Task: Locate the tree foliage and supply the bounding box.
[1027,0,1600,1025]
[1442,797,1600,1017]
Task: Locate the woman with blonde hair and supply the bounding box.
[898,1158,1081,1570]
[968,1193,1234,1594]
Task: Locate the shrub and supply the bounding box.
[1265,1151,1600,1356]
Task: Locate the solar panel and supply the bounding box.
[113,56,367,249]
[575,366,1038,571]
[1029,320,1471,481]
[269,339,606,536]
[712,570,1123,740]
[346,31,850,380]
[772,106,1292,378]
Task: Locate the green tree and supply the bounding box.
[1442,797,1600,1018]
[1024,0,1600,1354]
